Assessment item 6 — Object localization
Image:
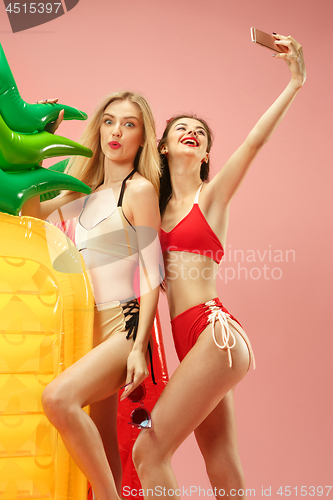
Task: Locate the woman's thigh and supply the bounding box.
[138,322,249,458]
[90,393,119,437]
[44,330,134,408]
[194,389,241,466]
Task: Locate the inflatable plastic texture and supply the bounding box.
[0,114,92,172]
[40,159,70,202]
[0,44,87,134]
[0,213,94,500]
[0,166,92,217]
[0,44,92,216]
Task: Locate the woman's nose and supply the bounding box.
[112,124,121,137]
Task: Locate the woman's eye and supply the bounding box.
[125,122,134,127]
[105,119,112,125]
[176,127,186,131]
[198,130,206,136]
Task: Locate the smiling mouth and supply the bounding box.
[180,138,199,147]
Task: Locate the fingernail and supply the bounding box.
[120,382,132,390]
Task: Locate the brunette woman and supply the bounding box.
[133,34,306,500]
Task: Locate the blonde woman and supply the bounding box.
[23,91,161,500]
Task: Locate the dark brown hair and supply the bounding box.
[158,115,213,215]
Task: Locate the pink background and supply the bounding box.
[1,0,332,496]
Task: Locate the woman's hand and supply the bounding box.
[35,98,64,133]
[205,34,307,208]
[273,34,306,89]
[120,348,149,400]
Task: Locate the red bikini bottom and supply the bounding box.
[171,298,255,369]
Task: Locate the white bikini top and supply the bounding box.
[75,169,139,261]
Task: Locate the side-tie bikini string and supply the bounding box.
[204,299,256,369]
[205,300,236,367]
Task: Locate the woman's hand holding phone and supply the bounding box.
[272,34,306,88]
[251,28,306,89]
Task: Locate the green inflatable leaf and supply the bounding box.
[0,44,92,216]
[40,159,70,202]
[0,166,91,216]
[0,43,87,133]
[0,115,92,171]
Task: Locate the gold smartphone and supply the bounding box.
[251,28,287,53]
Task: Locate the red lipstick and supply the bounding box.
[109,141,121,149]
[180,137,199,147]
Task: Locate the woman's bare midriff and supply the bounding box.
[164,250,220,319]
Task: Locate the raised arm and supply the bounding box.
[121,180,161,398]
[21,103,84,219]
[205,34,306,207]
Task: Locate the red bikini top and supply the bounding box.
[160,184,224,264]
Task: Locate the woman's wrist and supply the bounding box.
[131,339,148,354]
[289,77,304,92]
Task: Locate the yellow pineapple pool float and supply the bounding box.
[0,215,94,499]
[0,43,94,499]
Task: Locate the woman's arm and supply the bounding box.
[205,34,306,208]
[121,180,161,398]
[21,103,84,220]
[21,191,82,220]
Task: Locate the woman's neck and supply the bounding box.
[102,159,134,186]
[168,159,202,202]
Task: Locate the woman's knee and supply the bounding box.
[133,430,169,473]
[132,431,151,472]
[42,381,76,430]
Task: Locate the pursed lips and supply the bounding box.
[109,141,121,149]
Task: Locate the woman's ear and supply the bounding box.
[161,146,168,155]
[202,153,209,163]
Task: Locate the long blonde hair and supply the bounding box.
[65,91,160,194]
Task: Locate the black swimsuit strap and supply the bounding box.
[147,341,156,385]
[123,299,157,385]
[82,194,90,210]
[117,169,136,207]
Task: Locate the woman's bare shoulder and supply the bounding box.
[124,173,160,227]
[128,172,156,198]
